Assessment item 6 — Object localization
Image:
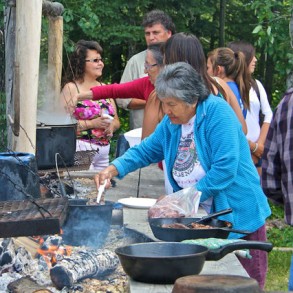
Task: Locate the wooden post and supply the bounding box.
[12,0,42,153]
[48,16,63,110]
[5,0,17,148]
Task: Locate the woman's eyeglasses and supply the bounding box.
[144,63,158,70]
[85,58,103,63]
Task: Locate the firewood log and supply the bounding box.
[7,276,51,293]
[50,249,119,290]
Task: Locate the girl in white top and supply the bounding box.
[228,41,273,176]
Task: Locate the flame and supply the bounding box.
[35,234,72,268]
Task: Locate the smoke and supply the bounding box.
[37,61,76,125]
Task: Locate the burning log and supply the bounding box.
[50,249,119,290]
[36,235,72,268]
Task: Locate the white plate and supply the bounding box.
[118,197,157,209]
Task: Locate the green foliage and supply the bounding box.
[269,201,285,219]
[109,108,130,161]
[251,0,292,96]
[266,201,293,247]
[267,225,293,247]
[2,0,292,143]
[55,0,291,104]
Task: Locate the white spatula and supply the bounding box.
[96,180,107,204]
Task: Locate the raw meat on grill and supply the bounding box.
[148,206,185,218]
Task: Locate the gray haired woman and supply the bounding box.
[95,62,271,288]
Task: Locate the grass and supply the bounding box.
[265,202,293,291]
[266,250,292,291]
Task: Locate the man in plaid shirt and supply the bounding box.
[262,87,293,226]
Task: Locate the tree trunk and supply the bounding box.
[209,11,217,51]
[219,0,226,46]
[264,54,274,104]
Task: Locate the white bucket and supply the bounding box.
[124,128,142,147]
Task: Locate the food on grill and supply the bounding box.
[161,223,189,229]
[161,222,214,229]
[188,222,214,229]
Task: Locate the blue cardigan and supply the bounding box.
[112,94,271,238]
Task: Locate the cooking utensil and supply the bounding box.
[149,217,251,241]
[0,197,68,238]
[96,180,107,203]
[36,123,77,169]
[62,199,114,247]
[115,241,273,284]
[195,208,232,224]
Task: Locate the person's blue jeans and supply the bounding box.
[115,134,130,158]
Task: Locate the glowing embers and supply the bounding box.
[35,235,72,268]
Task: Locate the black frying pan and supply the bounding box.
[149,217,251,241]
[115,241,273,284]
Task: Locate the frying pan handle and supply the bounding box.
[197,208,233,223]
[221,228,251,235]
[206,241,273,261]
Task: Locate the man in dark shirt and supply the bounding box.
[262,88,293,226]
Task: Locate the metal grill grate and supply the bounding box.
[0,197,69,238]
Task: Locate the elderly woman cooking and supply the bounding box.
[95,62,271,289]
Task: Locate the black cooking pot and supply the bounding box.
[36,123,76,169]
[149,217,251,241]
[115,241,273,284]
[62,199,113,247]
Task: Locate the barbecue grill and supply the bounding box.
[0,197,69,238]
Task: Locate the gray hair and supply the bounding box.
[155,62,209,104]
[147,43,164,66]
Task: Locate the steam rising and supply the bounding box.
[37,61,76,126]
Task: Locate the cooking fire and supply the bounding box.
[0,174,146,292]
[0,227,136,292]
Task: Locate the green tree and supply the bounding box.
[251,0,292,107]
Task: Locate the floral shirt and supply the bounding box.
[73,99,115,146]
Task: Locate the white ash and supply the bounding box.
[0,239,16,274]
[0,272,22,292]
[50,248,119,290]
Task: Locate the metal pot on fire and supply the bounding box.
[62,199,114,248]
